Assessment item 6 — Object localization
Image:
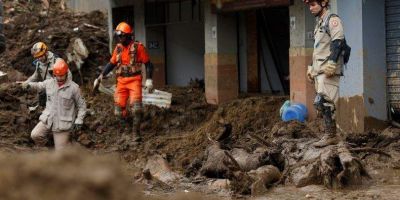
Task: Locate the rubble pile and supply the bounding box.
[0,83,39,148]
[0,0,109,82]
[0,0,399,198]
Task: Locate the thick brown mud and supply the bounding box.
[0,1,400,199]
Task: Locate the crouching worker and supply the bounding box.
[20,59,86,151]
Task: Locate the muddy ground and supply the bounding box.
[0,0,400,199]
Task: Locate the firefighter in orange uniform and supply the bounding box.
[97,22,154,144]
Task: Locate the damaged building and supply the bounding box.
[68,0,392,134]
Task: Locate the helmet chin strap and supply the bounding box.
[316,2,327,18]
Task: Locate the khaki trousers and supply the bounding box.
[31,121,70,151]
[314,74,340,110]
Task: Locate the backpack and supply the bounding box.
[324,14,351,65]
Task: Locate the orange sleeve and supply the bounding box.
[109,45,120,65]
[137,43,150,63]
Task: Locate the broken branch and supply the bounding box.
[350,147,392,158]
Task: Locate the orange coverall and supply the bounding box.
[109,41,149,117]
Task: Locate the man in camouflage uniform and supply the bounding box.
[304,0,346,147]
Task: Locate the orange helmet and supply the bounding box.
[115,22,133,35]
[31,42,48,58]
[53,59,69,76]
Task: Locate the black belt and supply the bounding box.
[117,65,141,77]
[119,71,141,77]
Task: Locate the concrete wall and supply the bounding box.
[134,0,146,44]
[204,0,238,104]
[336,0,387,132]
[289,0,317,119]
[361,0,387,123]
[335,0,365,132]
[337,0,364,97]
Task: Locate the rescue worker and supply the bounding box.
[21,59,86,151]
[303,0,345,147]
[22,42,72,107]
[96,22,154,144]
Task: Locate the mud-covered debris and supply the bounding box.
[248,165,281,195]
[231,148,269,172]
[207,179,230,191]
[286,141,370,188]
[145,154,182,184]
[0,0,109,83]
[0,148,142,200]
[136,169,175,192]
[200,144,232,178]
[0,70,7,83]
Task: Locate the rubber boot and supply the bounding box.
[132,110,143,144]
[115,117,132,146]
[314,106,338,148]
[119,117,131,134]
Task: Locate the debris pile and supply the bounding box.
[0,0,109,83]
[0,0,399,198]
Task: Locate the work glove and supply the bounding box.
[321,61,337,77]
[307,65,314,83]
[144,79,153,93]
[72,123,83,132]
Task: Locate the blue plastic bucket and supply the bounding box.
[279,100,291,117]
[291,103,308,119]
[282,103,308,123]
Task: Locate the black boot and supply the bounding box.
[314,106,338,148]
[119,117,131,134]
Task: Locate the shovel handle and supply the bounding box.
[92,78,101,95]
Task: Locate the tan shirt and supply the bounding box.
[28,75,86,132]
[312,10,345,75]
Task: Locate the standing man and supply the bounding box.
[22,42,72,107]
[97,22,154,144]
[22,59,86,151]
[304,0,346,147]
